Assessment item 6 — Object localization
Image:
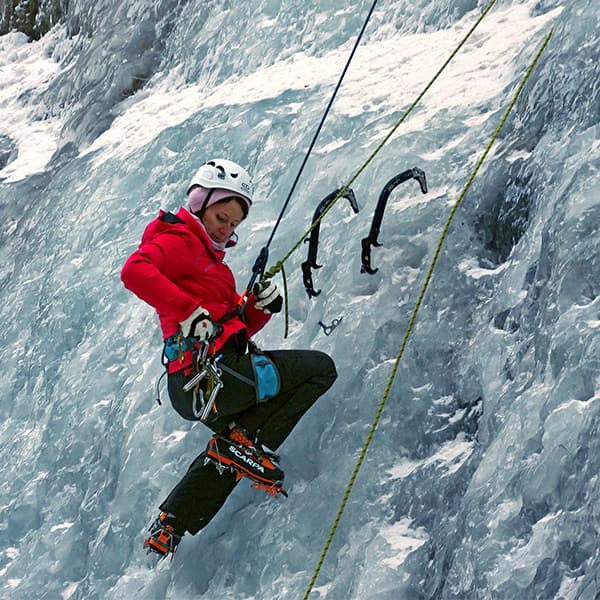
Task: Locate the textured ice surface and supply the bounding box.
[0,1,599,598]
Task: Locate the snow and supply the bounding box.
[0,29,67,182]
[380,518,428,569]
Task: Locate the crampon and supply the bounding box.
[206,428,288,498]
[143,512,182,560]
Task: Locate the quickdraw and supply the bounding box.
[302,188,359,298]
[318,317,343,336]
[182,341,223,421]
[361,167,428,274]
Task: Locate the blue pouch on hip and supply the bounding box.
[251,354,280,403]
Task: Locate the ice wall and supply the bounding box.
[0,1,599,598]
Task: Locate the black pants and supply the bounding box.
[160,345,337,535]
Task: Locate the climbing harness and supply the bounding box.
[302,188,359,297]
[177,336,281,421]
[361,167,428,275]
[318,317,343,336]
[302,26,555,600]
[154,331,199,405]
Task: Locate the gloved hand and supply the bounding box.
[179,306,216,340]
[253,279,283,314]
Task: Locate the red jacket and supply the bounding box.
[121,207,270,371]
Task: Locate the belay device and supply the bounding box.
[361,167,428,274]
[302,187,359,298]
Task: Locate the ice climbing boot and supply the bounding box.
[144,512,183,559]
[206,426,287,497]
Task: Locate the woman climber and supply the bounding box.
[121,158,337,558]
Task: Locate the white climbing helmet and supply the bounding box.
[187,158,254,204]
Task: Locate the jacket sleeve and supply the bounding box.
[243,294,272,337]
[121,234,198,322]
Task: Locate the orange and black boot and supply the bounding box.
[144,512,183,559]
[206,425,287,497]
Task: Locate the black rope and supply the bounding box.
[245,0,379,294]
[266,0,379,247]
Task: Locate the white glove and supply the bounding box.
[179,306,215,340]
[253,280,283,314]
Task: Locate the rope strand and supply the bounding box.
[302,26,554,600]
[241,1,379,301]
[266,0,379,248]
[266,0,499,280]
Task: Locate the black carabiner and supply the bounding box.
[318,317,343,336]
[361,167,428,275]
[302,188,359,298]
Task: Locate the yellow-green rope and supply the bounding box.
[265,0,499,281]
[302,27,554,600]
